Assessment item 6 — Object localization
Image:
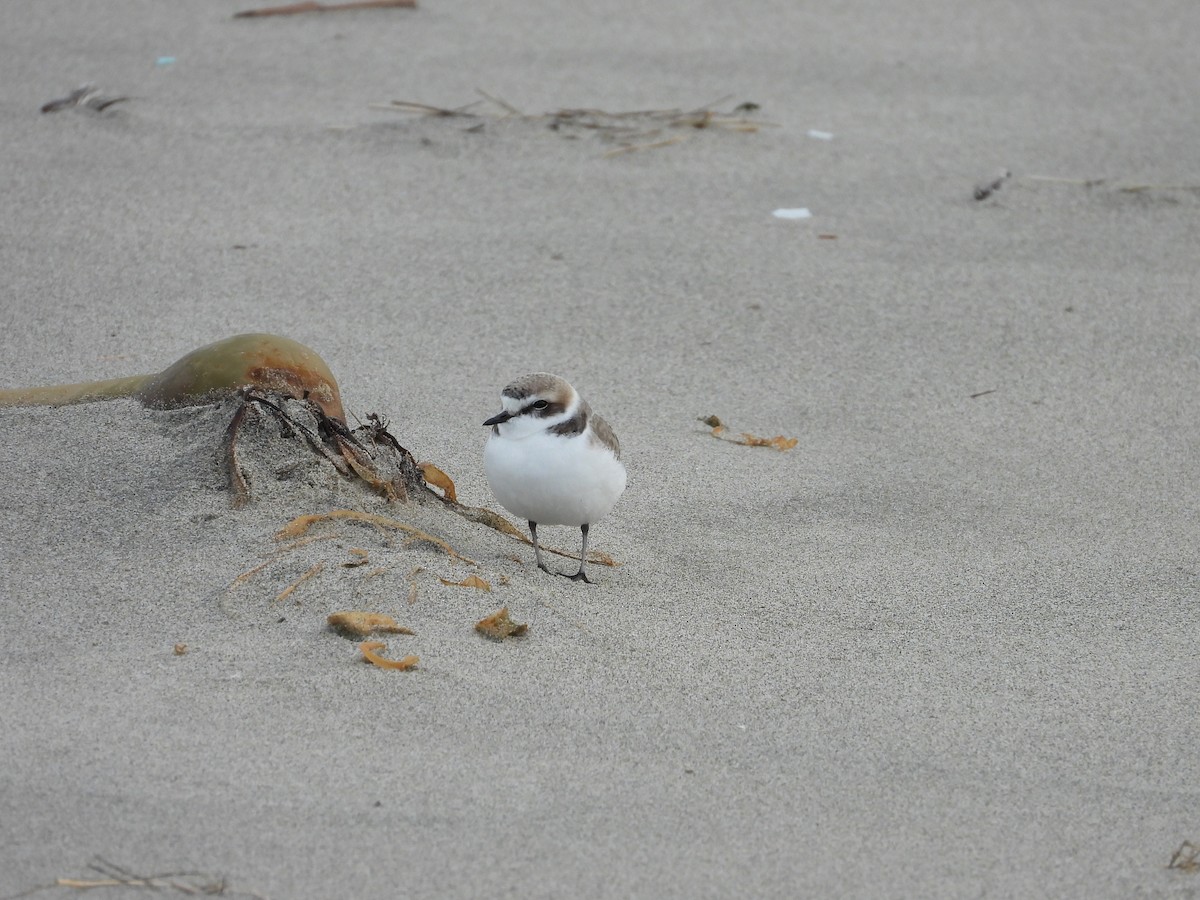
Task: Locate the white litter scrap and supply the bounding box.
[772,208,812,220]
[806,129,834,140]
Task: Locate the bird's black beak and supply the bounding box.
[483,410,513,427]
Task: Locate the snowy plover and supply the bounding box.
[483,373,626,583]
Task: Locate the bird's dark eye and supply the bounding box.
[532,400,549,410]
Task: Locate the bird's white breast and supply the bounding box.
[484,425,626,527]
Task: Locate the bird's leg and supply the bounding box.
[561,523,593,583]
[528,521,552,574]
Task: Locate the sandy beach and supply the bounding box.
[2,1,1198,897]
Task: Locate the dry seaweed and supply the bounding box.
[358,640,418,670]
[444,503,528,540]
[374,100,481,118]
[374,92,770,154]
[274,561,324,603]
[223,391,426,507]
[418,461,458,502]
[6,855,266,898]
[438,574,491,591]
[699,414,798,451]
[475,606,528,640]
[277,510,477,565]
[1169,841,1200,873]
[223,534,336,595]
[327,611,413,637]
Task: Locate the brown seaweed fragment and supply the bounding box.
[418,462,457,502]
[1169,841,1200,872]
[274,562,324,603]
[438,574,491,591]
[475,606,528,640]
[277,510,478,565]
[358,640,419,670]
[700,414,798,451]
[328,611,413,637]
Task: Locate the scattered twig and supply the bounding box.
[973,169,1011,201]
[974,170,1200,200]
[369,100,480,117]
[235,0,414,17]
[41,84,129,114]
[374,94,769,152]
[1117,182,1200,194]
[548,104,767,138]
[3,855,267,899]
[969,388,998,399]
[1023,174,1107,188]
[475,88,524,116]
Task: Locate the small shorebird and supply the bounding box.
[483,373,626,583]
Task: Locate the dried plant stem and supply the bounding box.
[276,510,479,566]
[274,562,324,603]
[604,135,688,157]
[235,0,414,17]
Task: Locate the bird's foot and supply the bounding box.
[558,569,593,584]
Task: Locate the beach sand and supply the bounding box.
[1,1,1198,896]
